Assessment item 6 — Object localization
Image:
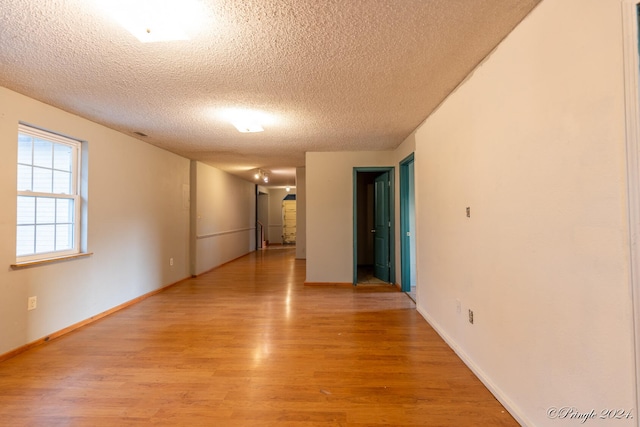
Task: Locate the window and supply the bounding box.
[16,124,82,262]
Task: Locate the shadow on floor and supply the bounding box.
[356,265,392,286]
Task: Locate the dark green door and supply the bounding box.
[373,172,390,282]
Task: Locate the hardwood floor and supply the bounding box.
[0,248,518,426]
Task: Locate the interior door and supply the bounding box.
[282,199,297,244]
[373,172,390,282]
[400,154,416,295]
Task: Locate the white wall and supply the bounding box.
[413,0,635,425]
[296,167,306,259]
[0,87,190,355]
[193,162,255,275]
[306,151,393,283]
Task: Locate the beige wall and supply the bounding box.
[306,151,393,283]
[0,88,190,355]
[193,162,256,275]
[305,141,415,285]
[413,0,635,424]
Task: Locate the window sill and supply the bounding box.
[11,252,93,269]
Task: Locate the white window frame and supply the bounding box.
[16,124,82,263]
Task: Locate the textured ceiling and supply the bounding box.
[0,0,541,186]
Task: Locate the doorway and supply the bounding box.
[256,190,268,249]
[400,154,417,300]
[353,167,395,285]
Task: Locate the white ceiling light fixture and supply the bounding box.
[233,121,264,134]
[96,0,205,43]
[219,108,275,133]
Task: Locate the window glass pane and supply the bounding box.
[17,165,33,191]
[36,197,55,224]
[18,134,32,165]
[33,167,52,193]
[16,225,35,256]
[53,170,71,194]
[33,139,53,168]
[35,225,55,253]
[56,198,74,224]
[17,126,82,259]
[53,144,72,172]
[55,224,73,251]
[17,196,36,225]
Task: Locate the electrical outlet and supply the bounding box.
[456,299,461,314]
[468,309,474,324]
[169,258,174,266]
[27,296,37,311]
[466,207,471,218]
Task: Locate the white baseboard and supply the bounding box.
[416,306,532,427]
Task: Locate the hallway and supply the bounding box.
[0,248,517,426]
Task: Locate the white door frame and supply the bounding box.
[622,0,640,414]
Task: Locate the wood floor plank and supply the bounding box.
[0,247,518,426]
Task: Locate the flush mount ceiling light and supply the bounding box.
[96,0,205,43]
[218,108,274,133]
[233,122,263,133]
